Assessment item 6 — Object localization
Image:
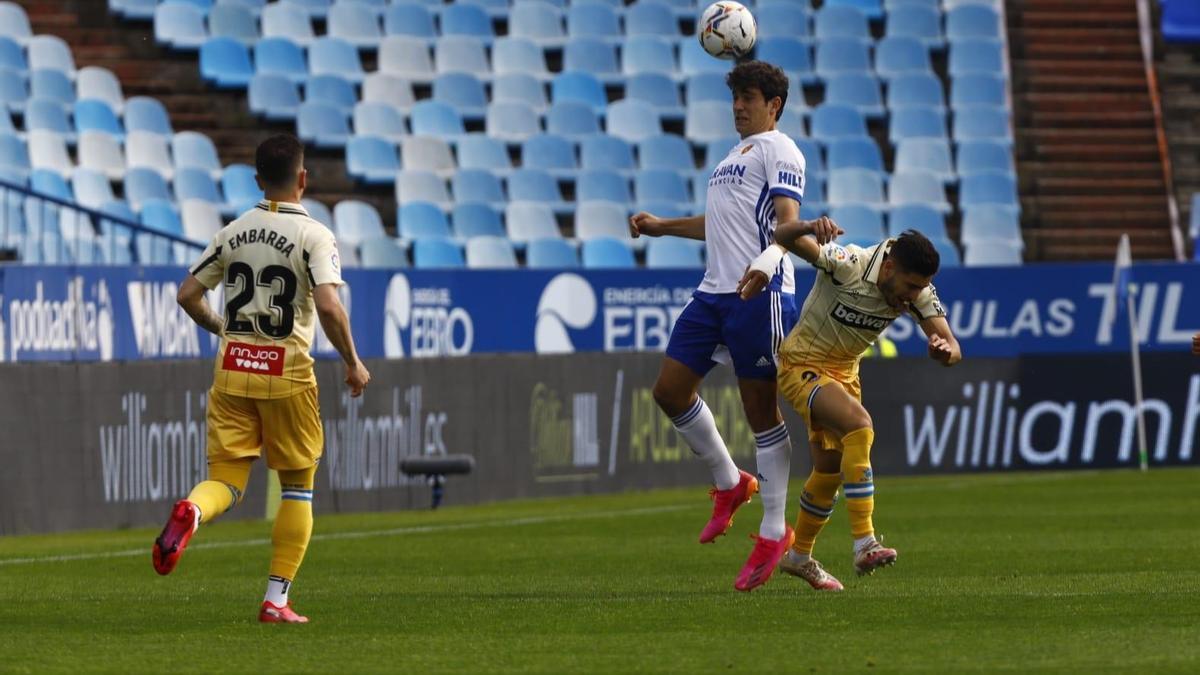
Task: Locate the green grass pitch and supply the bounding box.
[2,469,1199,673]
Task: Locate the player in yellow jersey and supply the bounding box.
[738,224,961,591]
[151,135,370,623]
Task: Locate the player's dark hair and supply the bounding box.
[725,60,789,120]
[255,134,304,190]
[889,229,940,277]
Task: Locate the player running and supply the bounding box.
[152,134,370,623]
[738,227,962,591]
[629,61,830,591]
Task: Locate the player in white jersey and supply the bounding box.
[152,135,369,623]
[629,61,836,591]
[739,227,962,591]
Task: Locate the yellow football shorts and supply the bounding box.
[777,362,862,452]
[206,386,324,470]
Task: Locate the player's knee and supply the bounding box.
[652,379,689,416]
[848,408,873,433]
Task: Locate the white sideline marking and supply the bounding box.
[0,504,691,567]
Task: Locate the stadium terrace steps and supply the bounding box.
[1159,23,1200,257]
[1008,0,1174,260]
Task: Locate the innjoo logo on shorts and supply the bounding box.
[222,342,286,375]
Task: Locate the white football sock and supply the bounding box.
[786,549,811,565]
[264,575,291,606]
[671,397,739,490]
[854,535,877,554]
[754,422,791,541]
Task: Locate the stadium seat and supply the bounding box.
[310,37,364,84]
[1163,0,1200,42]
[301,198,333,227]
[949,40,1005,77]
[964,239,1022,266]
[576,170,631,203]
[757,3,812,41]
[575,200,631,243]
[174,167,223,204]
[78,131,125,181]
[952,74,1008,109]
[638,134,693,172]
[29,69,73,109]
[824,73,884,119]
[680,38,730,77]
[960,205,1022,246]
[568,1,621,42]
[875,37,933,81]
[580,135,636,173]
[412,237,464,268]
[451,201,505,239]
[563,38,620,85]
[0,2,31,44]
[703,136,739,168]
[757,37,817,84]
[620,74,682,122]
[172,131,222,178]
[960,170,1020,213]
[635,169,691,210]
[378,36,435,83]
[480,101,536,144]
[582,237,635,268]
[77,67,124,114]
[125,97,174,137]
[398,200,453,240]
[626,1,679,38]
[154,2,206,50]
[930,237,961,267]
[953,105,1012,145]
[794,137,825,174]
[686,72,732,108]
[546,101,601,139]
[139,201,184,261]
[889,171,950,213]
[360,235,410,268]
[827,204,883,243]
[622,36,677,78]
[304,75,358,114]
[685,101,734,144]
[433,72,488,121]
[828,168,886,210]
[887,73,945,112]
[395,169,451,208]
[332,199,385,244]
[28,130,73,178]
[0,132,29,179]
[25,98,73,139]
[493,37,551,79]
[254,37,308,85]
[456,134,513,176]
[30,167,71,200]
[890,106,947,144]
[351,102,405,145]
[885,5,943,48]
[810,104,867,141]
[70,167,115,209]
[947,5,1001,41]
[124,168,172,211]
[442,3,494,43]
[828,137,884,176]
[208,3,258,46]
[434,36,489,77]
[465,236,518,268]
[957,140,1016,176]
[30,37,75,80]
[249,74,301,121]
[328,2,382,50]
[262,2,315,47]
[505,201,563,243]
[221,163,263,213]
[181,198,224,242]
[75,99,124,139]
[383,3,437,42]
[552,72,607,115]
[526,237,579,268]
[606,100,662,143]
[400,135,455,176]
[452,169,506,208]
[815,38,871,80]
[508,1,567,48]
[815,5,872,42]
[200,38,254,88]
[521,134,578,178]
[0,70,27,114]
[895,138,955,184]
[645,237,703,268]
[346,135,400,185]
[0,36,22,76]
[363,73,416,112]
[409,100,466,140]
[297,102,351,148]
[493,73,549,112]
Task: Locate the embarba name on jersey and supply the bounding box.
[227,227,296,256]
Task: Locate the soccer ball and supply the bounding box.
[698,1,757,60]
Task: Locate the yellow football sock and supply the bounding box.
[840,428,876,539]
[269,465,316,581]
[187,458,252,524]
[793,470,842,555]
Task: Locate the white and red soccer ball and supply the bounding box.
[698,1,758,60]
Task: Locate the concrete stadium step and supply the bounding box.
[1028,143,1160,161]
[1033,209,1171,228]
[1014,60,1144,77]
[1016,74,1149,92]
[1020,127,1159,144]
[1032,177,1166,195]
[1011,11,1138,30]
[1019,161,1163,179]
[1020,92,1151,114]
[1017,42,1142,60]
[1014,27,1141,45]
[1025,194,1169,211]
[1022,110,1156,128]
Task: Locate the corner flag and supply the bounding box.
[1111,234,1148,471]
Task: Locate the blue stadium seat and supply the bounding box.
[0,132,29,179]
[301,197,332,228]
[896,138,955,184]
[477,102,536,145]
[757,3,812,41]
[353,101,406,143]
[0,2,31,43]
[582,237,635,268]
[875,37,933,81]
[815,5,871,42]
[77,67,124,114]
[527,237,579,268]
[492,37,551,79]
[360,235,410,268]
[830,204,884,241]
[332,199,385,243]
[634,168,690,209]
[957,140,1015,176]
[963,239,1022,267]
[960,170,1020,214]
[169,132,221,180]
[71,167,116,209]
[927,237,961,267]
[794,137,825,174]
[140,199,184,237]
[521,134,578,179]
[174,166,223,204]
[810,103,867,141]
[460,0,508,17]
[29,69,73,109]
[154,2,206,50]
[452,169,506,207]
[30,167,71,201]
[575,200,631,242]
[568,1,621,43]
[645,237,702,268]
[395,169,451,207]
[606,100,662,143]
[626,1,679,38]
[685,101,733,144]
[826,0,883,21]
[28,36,75,78]
[552,72,607,115]
[452,201,505,239]
[297,102,351,148]
[576,169,632,203]
[207,4,258,46]
[345,135,399,185]
[824,73,884,119]
[546,101,601,139]
[493,73,548,112]
[704,136,740,168]
[125,97,174,136]
[1163,0,1200,42]
[505,201,563,243]
[262,2,315,46]
[953,105,1012,145]
[757,37,817,84]
[124,167,172,211]
[885,5,943,48]
[960,205,1022,247]
[25,98,72,138]
[383,3,437,42]
[221,163,263,212]
[78,130,126,180]
[456,134,513,175]
[623,36,677,78]
[638,134,693,171]
[0,70,26,114]
[563,38,620,84]
[508,1,567,48]
[828,168,886,210]
[441,3,494,43]
[400,135,455,175]
[409,100,466,140]
[827,137,884,176]
[465,235,518,268]
[887,73,945,111]
[75,99,124,139]
[952,74,1007,108]
[949,40,1005,76]
[310,37,365,84]
[378,36,435,83]
[398,200,453,240]
[305,75,358,114]
[412,238,464,268]
[686,72,732,108]
[947,5,1001,42]
[433,72,488,121]
[434,36,489,77]
[199,38,253,89]
[254,38,307,85]
[0,35,23,73]
[815,38,870,80]
[249,74,301,121]
[581,134,636,172]
[890,106,947,144]
[889,171,950,213]
[328,2,382,50]
[29,130,73,178]
[680,38,730,77]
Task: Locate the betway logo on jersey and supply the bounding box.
[831,302,893,332]
[127,281,201,358]
[6,276,113,361]
[222,342,285,375]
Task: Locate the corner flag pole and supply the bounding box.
[1114,234,1149,471]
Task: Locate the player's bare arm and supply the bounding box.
[628,212,706,240]
[736,200,841,300]
[920,316,962,367]
[176,274,223,337]
[314,283,370,398]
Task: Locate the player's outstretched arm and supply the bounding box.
[737,211,842,300]
[176,275,223,337]
[628,212,705,240]
[920,316,962,367]
[314,284,371,398]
